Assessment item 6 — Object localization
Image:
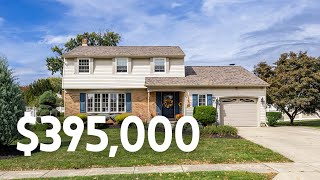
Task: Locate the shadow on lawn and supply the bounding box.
[0,140,72,160]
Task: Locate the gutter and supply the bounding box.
[145,84,270,88]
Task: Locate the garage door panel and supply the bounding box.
[220,98,258,127]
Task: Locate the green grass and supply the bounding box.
[24,171,276,180]
[0,128,290,170]
[277,119,320,128]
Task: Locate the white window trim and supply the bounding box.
[86,93,126,113]
[115,58,129,74]
[153,57,166,73]
[77,58,91,74]
[198,94,207,106]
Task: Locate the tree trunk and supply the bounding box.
[290,117,294,125]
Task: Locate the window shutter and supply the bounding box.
[150,58,154,74]
[128,58,132,74]
[80,93,86,113]
[174,92,180,114]
[207,94,213,106]
[74,59,78,74]
[165,58,170,73]
[112,58,116,74]
[89,58,94,74]
[126,93,132,112]
[156,92,162,115]
[192,94,198,107]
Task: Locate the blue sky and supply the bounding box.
[1,0,320,85]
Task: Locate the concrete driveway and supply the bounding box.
[238,126,320,179]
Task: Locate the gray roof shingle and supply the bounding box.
[145,66,269,87]
[62,46,185,58]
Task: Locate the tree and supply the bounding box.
[46,31,121,75]
[254,51,320,125]
[0,57,25,146]
[23,77,62,106]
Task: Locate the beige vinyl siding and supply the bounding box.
[132,59,150,74]
[63,58,185,89]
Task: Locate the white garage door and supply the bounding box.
[220,98,258,127]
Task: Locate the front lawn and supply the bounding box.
[26,171,276,180]
[277,119,320,128]
[0,128,290,170]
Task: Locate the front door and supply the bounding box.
[162,92,175,118]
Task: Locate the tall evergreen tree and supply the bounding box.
[0,56,25,146]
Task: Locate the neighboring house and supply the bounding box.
[267,106,320,121]
[62,40,269,127]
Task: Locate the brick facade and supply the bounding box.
[131,90,156,122]
[64,90,81,117]
[64,89,156,122]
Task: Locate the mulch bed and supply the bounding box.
[0,145,40,160]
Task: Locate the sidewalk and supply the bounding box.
[1,162,320,179]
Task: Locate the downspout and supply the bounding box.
[63,57,66,117]
[147,90,150,124]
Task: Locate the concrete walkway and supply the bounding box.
[1,162,318,179]
[238,126,320,180]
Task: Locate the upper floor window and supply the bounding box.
[79,59,90,73]
[116,58,128,73]
[154,58,165,72]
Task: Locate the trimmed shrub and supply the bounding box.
[201,125,238,137]
[266,112,282,126]
[193,106,217,126]
[37,90,57,117]
[76,113,88,122]
[39,91,56,107]
[38,109,50,116]
[115,113,131,124]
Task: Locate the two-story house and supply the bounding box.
[62,39,269,127]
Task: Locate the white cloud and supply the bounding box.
[50,0,317,67]
[201,0,249,15]
[171,2,182,8]
[40,35,74,44]
[297,24,320,39]
[0,17,4,26]
[1,0,320,85]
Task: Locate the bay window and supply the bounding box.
[87,94,94,112]
[94,94,101,112]
[118,94,125,112]
[102,94,109,112]
[87,93,126,113]
[110,93,117,112]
